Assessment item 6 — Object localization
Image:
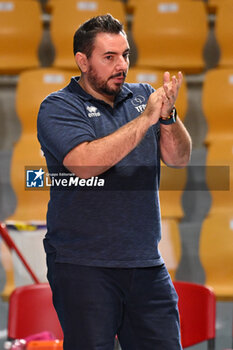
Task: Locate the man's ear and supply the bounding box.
[75,52,88,72]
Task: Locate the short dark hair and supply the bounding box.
[73,14,126,58]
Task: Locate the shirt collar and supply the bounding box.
[69,76,133,106]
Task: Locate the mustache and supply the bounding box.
[109,71,127,80]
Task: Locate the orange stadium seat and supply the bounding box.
[126,68,188,121]
[8,68,77,222]
[207,0,231,13]
[131,0,208,73]
[8,134,50,222]
[159,164,187,219]
[126,0,193,14]
[215,0,233,68]
[206,0,222,13]
[15,68,78,134]
[50,0,126,70]
[206,139,233,215]
[199,213,233,301]
[159,218,181,280]
[0,1,42,74]
[202,68,233,144]
[46,0,125,13]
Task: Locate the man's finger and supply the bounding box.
[163,71,170,85]
[163,83,169,95]
[171,75,177,92]
[177,71,183,87]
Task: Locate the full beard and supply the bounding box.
[87,67,127,96]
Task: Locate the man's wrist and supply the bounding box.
[159,106,177,125]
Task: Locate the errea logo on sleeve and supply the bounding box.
[86,106,101,117]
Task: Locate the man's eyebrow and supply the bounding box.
[123,48,130,54]
[103,48,130,55]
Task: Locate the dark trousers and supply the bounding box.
[46,253,182,350]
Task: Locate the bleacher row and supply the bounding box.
[0,0,233,73]
[0,0,232,313]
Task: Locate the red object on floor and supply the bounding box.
[8,283,63,340]
[174,281,216,349]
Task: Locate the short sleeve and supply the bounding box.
[37,93,96,163]
[143,83,155,95]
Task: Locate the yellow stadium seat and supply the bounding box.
[8,68,77,222]
[206,139,233,164]
[15,68,78,134]
[0,1,42,74]
[159,218,181,280]
[202,68,233,144]
[127,0,193,14]
[8,135,49,222]
[45,0,57,13]
[207,0,233,14]
[46,0,125,13]
[126,68,188,121]
[50,0,126,70]
[159,163,187,219]
[215,0,233,68]
[206,0,221,14]
[199,213,233,301]
[206,139,233,215]
[131,0,208,74]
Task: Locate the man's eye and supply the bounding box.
[105,56,113,60]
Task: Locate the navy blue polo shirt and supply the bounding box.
[37,76,164,267]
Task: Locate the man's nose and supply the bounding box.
[116,56,128,71]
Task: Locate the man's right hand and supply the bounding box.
[142,90,164,127]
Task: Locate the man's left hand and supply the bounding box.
[159,71,183,118]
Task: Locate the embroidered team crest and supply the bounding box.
[131,95,146,113]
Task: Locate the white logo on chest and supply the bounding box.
[131,95,146,113]
[135,104,146,113]
[86,106,101,117]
